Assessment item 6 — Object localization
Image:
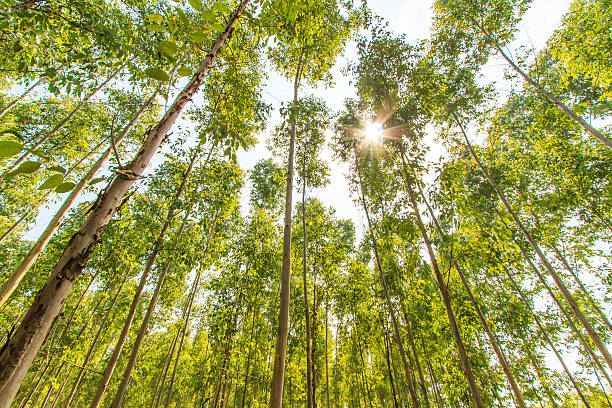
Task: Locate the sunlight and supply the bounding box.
[363,122,383,143]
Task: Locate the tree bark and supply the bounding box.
[453,113,612,374]
[397,145,483,408]
[0,88,159,307]
[499,267,592,408]
[301,167,314,408]
[268,47,304,408]
[0,5,248,403]
[0,78,43,120]
[354,148,420,408]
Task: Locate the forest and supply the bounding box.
[0,0,611,407]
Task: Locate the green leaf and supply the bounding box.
[39,174,64,190]
[55,182,76,193]
[148,13,164,23]
[213,1,230,13]
[177,67,192,76]
[0,141,23,158]
[145,67,170,82]
[202,9,216,21]
[188,0,202,11]
[146,24,166,33]
[88,177,105,185]
[177,8,189,25]
[47,165,67,173]
[190,31,207,44]
[159,40,178,56]
[223,147,231,156]
[15,161,41,174]
[212,23,225,32]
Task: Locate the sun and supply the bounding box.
[363,122,383,142]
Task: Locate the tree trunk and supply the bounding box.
[0,78,43,120]
[398,145,483,407]
[110,199,197,407]
[324,296,330,408]
[499,267,592,408]
[3,62,127,175]
[268,47,304,408]
[382,326,399,408]
[0,5,248,402]
[164,266,203,407]
[64,275,126,407]
[403,315,431,408]
[551,243,612,333]
[241,308,257,408]
[416,183,527,407]
[453,113,612,374]
[301,169,314,408]
[354,148,420,408]
[0,89,159,307]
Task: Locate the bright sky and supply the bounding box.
[237,0,573,242]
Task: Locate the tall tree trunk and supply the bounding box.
[402,314,431,408]
[0,89,159,307]
[417,184,526,407]
[397,145,483,407]
[354,148,420,408]
[268,47,304,408]
[454,114,612,372]
[164,265,203,407]
[0,4,248,402]
[301,167,314,408]
[240,308,257,408]
[110,197,197,407]
[0,78,43,120]
[499,267,592,407]
[324,296,330,408]
[3,62,127,175]
[466,18,612,150]
[551,244,612,333]
[64,275,126,407]
[382,326,400,408]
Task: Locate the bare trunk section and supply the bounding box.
[0,78,43,120]
[499,267,592,408]
[353,148,420,408]
[63,275,126,407]
[4,62,127,175]
[301,166,314,408]
[417,185,526,407]
[453,114,612,373]
[0,89,159,307]
[268,48,304,408]
[0,5,248,404]
[398,146,483,408]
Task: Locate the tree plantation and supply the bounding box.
[0,0,611,406]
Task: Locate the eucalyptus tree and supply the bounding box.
[0,1,255,403]
[432,0,612,149]
[264,1,358,405]
[270,95,330,407]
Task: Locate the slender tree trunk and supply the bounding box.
[0,78,43,120]
[453,114,612,374]
[397,145,483,407]
[416,184,528,406]
[354,148,420,408]
[523,345,559,408]
[551,244,612,333]
[164,267,203,407]
[241,308,257,408]
[110,200,197,407]
[0,211,29,245]
[499,267,592,407]
[0,89,159,307]
[268,48,304,408]
[64,275,126,407]
[151,320,181,408]
[324,296,330,408]
[382,327,400,408]
[301,169,314,408]
[0,4,248,402]
[403,316,431,408]
[4,62,127,175]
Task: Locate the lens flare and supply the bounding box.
[363,122,383,142]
